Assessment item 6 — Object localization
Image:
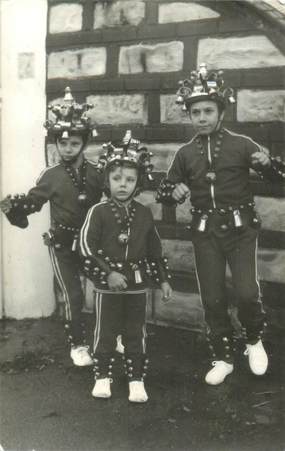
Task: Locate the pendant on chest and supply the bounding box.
[118,232,129,245]
[205,172,216,183]
[78,193,87,204]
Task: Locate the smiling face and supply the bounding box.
[108,165,138,203]
[56,135,84,162]
[189,100,224,135]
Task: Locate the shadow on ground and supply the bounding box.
[0,316,284,451]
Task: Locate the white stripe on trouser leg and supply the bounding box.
[141,294,147,354]
[254,238,262,300]
[93,292,102,353]
[49,246,72,320]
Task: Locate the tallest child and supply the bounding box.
[157,64,284,385]
[0,88,103,366]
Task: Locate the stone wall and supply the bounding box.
[46,0,285,334]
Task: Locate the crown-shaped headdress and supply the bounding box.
[176,63,235,111]
[44,87,98,139]
[97,130,154,180]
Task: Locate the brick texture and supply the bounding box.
[48,48,107,79]
[49,3,83,34]
[94,1,145,29]
[237,89,285,123]
[198,35,285,69]
[158,2,220,23]
[119,41,184,74]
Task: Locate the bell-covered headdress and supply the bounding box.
[44,87,98,139]
[176,63,235,111]
[97,130,154,181]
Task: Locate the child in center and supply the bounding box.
[80,131,172,402]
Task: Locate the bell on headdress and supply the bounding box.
[199,63,208,80]
[64,87,74,104]
[62,130,69,139]
[176,95,184,105]
[123,130,132,145]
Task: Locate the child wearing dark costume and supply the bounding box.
[0,87,104,366]
[80,131,172,402]
[156,64,285,385]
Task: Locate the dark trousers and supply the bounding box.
[49,245,85,345]
[192,226,265,344]
[93,291,147,356]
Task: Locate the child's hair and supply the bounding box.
[103,161,143,198]
[189,98,225,115]
[54,131,89,149]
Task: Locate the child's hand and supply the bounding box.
[107,271,128,291]
[161,281,172,303]
[251,150,270,168]
[172,183,190,202]
[0,195,12,214]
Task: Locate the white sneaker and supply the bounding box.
[115,335,125,354]
[205,361,234,385]
[244,339,268,375]
[128,381,148,403]
[70,345,93,366]
[92,378,112,398]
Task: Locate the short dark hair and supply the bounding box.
[189,98,225,116]
[54,131,89,148]
[103,161,143,198]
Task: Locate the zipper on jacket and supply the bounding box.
[207,136,216,209]
[125,206,129,260]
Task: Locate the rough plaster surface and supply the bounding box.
[94,0,145,29]
[48,48,107,79]
[49,3,83,34]
[159,2,220,23]
[237,90,285,122]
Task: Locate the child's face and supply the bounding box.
[56,135,84,162]
[189,100,223,135]
[109,166,138,203]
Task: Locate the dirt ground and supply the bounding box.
[0,316,284,451]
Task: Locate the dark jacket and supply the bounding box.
[6,159,103,235]
[79,199,170,293]
[166,128,280,211]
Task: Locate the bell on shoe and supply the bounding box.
[205,360,234,385]
[92,378,112,398]
[128,381,148,403]
[244,339,268,375]
[115,334,125,354]
[70,345,93,366]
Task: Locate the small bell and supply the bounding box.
[199,62,208,79]
[233,209,243,228]
[78,193,87,204]
[229,95,236,104]
[123,130,132,145]
[92,128,98,137]
[132,265,143,284]
[205,172,216,183]
[64,87,74,104]
[176,95,184,104]
[118,232,129,245]
[197,214,208,232]
[62,130,69,139]
[182,104,188,111]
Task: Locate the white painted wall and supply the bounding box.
[0,0,55,318]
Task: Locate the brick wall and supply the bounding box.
[46,0,285,335]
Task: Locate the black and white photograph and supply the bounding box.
[0,1,284,450]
